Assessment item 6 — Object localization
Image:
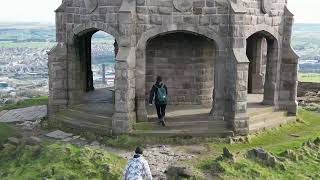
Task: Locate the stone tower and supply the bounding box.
[48,0,299,135]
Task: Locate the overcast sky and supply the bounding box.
[0,0,319,23]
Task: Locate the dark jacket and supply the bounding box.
[149,82,168,105]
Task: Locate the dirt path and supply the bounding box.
[1,106,200,180]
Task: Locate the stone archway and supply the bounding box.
[72,29,117,102]
[245,30,280,106]
[146,31,215,105]
[135,27,227,123]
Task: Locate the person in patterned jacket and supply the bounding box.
[123,147,152,180]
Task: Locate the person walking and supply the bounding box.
[123,147,152,180]
[149,76,168,126]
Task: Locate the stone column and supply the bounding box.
[232,49,250,135]
[112,46,136,133]
[263,39,280,106]
[211,51,227,121]
[112,0,137,134]
[248,37,267,94]
[227,1,250,135]
[48,43,68,115]
[278,7,299,115]
[136,47,148,122]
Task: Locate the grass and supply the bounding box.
[0,141,126,179]
[194,109,320,179]
[0,96,48,111]
[0,123,17,145]
[204,138,320,180]
[103,134,224,151]
[298,72,320,83]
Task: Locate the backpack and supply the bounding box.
[156,84,167,104]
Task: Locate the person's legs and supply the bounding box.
[155,104,162,122]
[161,104,166,119]
[160,104,167,126]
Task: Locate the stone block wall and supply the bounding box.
[145,32,215,105]
[48,0,298,135]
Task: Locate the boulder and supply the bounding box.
[24,136,42,145]
[223,147,234,159]
[7,137,20,146]
[166,165,194,179]
[246,148,282,168]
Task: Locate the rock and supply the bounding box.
[90,141,100,147]
[247,147,267,160]
[45,130,73,139]
[306,91,317,97]
[103,163,110,173]
[313,137,320,145]
[166,165,193,179]
[246,148,281,168]
[303,140,315,147]
[281,150,298,162]
[7,137,20,145]
[265,153,278,167]
[25,136,42,145]
[223,147,234,159]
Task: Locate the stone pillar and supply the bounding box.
[48,43,68,115]
[263,40,280,106]
[112,1,137,133]
[136,47,148,122]
[112,46,136,134]
[211,51,227,121]
[232,49,250,135]
[248,37,267,94]
[278,7,299,115]
[227,2,249,135]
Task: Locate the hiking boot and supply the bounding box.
[160,118,166,127]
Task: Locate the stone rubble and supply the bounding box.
[45,130,73,140]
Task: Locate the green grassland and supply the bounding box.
[0,96,48,111]
[0,142,126,179]
[194,109,320,179]
[299,73,320,83]
[0,123,17,145]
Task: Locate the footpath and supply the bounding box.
[0,105,197,180]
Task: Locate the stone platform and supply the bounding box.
[51,92,295,136]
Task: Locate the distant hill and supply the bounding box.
[0,22,319,63]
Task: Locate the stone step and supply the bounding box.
[64,109,113,126]
[52,114,112,135]
[249,116,296,133]
[133,128,234,137]
[147,115,214,122]
[139,120,228,131]
[249,111,287,124]
[248,106,274,117]
[70,103,114,116]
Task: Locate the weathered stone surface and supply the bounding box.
[45,130,73,139]
[261,0,272,14]
[84,0,98,13]
[48,0,298,136]
[0,105,47,123]
[173,0,193,12]
[166,165,194,179]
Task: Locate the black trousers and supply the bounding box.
[155,104,166,120]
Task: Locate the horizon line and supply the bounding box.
[1,21,320,25]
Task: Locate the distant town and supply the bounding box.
[0,23,116,104]
[0,22,320,105]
